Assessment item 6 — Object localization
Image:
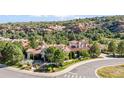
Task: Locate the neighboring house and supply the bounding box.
[0,37,29,48]
[69,40,89,48]
[68,40,90,52]
[50,40,90,52]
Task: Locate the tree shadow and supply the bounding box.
[0,64,7,68]
[107,55,124,58]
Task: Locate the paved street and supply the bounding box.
[57,58,124,78]
[0,64,44,78]
[0,68,41,78]
[0,58,124,78]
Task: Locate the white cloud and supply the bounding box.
[30,15,42,17]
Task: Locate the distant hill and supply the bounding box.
[0,15,103,23]
[0,15,124,37]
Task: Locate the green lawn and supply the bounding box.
[55,58,91,72]
[97,64,124,78]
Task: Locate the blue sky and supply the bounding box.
[0,15,106,23]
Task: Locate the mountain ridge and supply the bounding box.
[0,15,105,23]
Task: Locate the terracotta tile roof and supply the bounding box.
[26,48,42,55]
[69,47,90,52]
[26,45,46,55]
[26,40,90,55]
[62,46,90,52]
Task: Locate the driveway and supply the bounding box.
[0,58,124,78]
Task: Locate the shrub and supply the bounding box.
[108,41,117,56]
[20,63,32,70]
[117,41,124,57]
[1,42,24,65]
[45,47,65,64]
[90,42,101,58]
[79,50,90,58]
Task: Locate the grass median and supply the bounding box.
[97,64,124,78]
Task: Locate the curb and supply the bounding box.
[3,58,111,77]
[95,63,124,78]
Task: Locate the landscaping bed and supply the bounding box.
[97,64,124,78]
[55,57,91,72]
[32,57,91,72]
[12,57,91,73]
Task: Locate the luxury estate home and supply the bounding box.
[26,39,90,61]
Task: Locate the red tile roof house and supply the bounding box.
[25,40,91,69]
[52,40,90,62]
[26,40,90,60]
[26,41,48,59]
[0,37,29,48]
[66,40,90,52]
[48,40,90,52]
[26,40,90,54]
